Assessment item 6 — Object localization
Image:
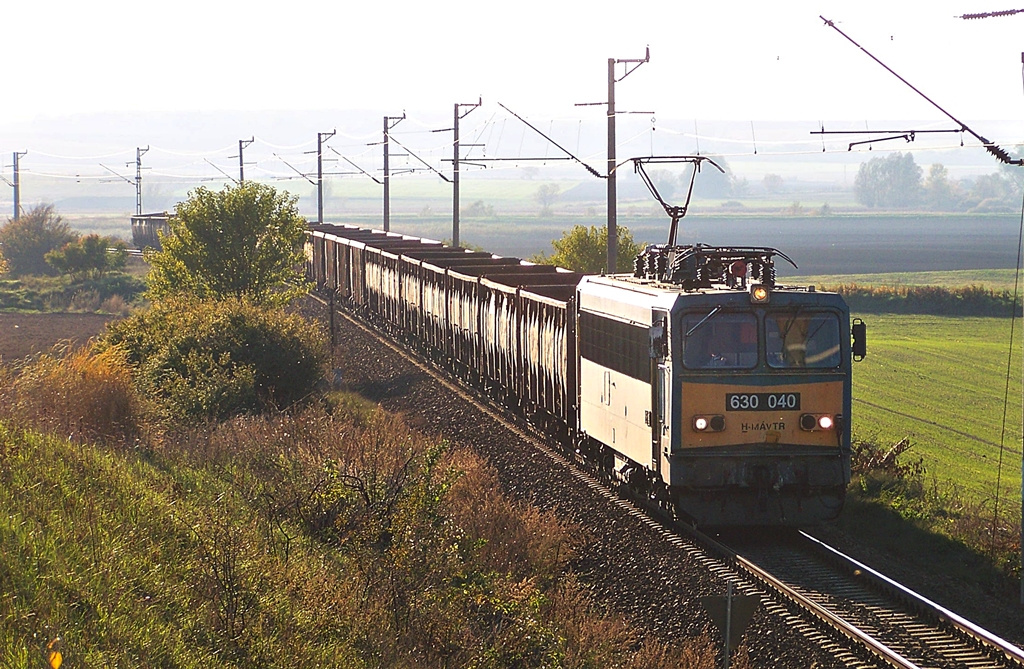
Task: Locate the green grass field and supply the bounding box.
[791,270,1024,506]
[852,313,1023,506]
[790,269,1021,292]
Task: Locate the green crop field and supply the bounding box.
[790,269,1020,292]
[852,313,1022,506]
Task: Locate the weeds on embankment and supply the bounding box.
[844,437,1020,586]
[0,347,728,668]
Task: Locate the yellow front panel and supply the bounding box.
[681,380,843,449]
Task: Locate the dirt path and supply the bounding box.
[0,312,117,361]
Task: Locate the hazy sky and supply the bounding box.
[5,0,1023,126]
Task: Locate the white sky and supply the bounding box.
[4,0,1023,125]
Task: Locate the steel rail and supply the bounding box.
[689,528,921,669]
[801,531,1024,668]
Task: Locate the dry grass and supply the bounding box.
[0,337,728,666]
[0,343,143,444]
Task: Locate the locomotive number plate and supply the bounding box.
[726,392,801,411]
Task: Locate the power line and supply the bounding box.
[958,8,1024,19]
[819,15,1023,166]
[327,146,383,184]
[496,102,603,178]
[204,158,239,185]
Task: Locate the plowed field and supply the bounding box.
[0,312,116,361]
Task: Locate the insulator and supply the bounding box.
[750,261,763,282]
[706,259,724,284]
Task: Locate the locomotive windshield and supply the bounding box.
[766,311,842,368]
[680,309,843,370]
[681,312,758,369]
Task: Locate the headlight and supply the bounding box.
[750,284,770,303]
[800,413,835,431]
[693,415,725,432]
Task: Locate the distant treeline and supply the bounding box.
[827,284,1022,317]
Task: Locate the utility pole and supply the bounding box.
[13,151,26,221]
[452,98,481,248]
[237,137,254,183]
[606,48,649,273]
[134,146,149,215]
[383,114,405,232]
[317,130,336,224]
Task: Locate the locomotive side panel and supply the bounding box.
[577,289,656,470]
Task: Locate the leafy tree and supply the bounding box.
[0,204,77,277]
[462,200,494,218]
[1000,161,1024,196]
[923,163,961,211]
[0,249,8,276]
[853,152,922,209]
[45,234,128,279]
[762,173,784,194]
[962,171,1020,212]
[647,169,677,202]
[534,183,561,216]
[532,224,645,274]
[682,155,733,199]
[146,182,308,306]
[971,172,1015,200]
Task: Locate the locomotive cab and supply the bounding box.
[670,287,852,525]
[578,245,858,527]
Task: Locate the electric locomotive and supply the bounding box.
[576,244,865,526]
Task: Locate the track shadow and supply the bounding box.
[822,497,1023,644]
[353,372,420,403]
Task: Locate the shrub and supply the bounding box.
[174,406,720,667]
[0,344,141,444]
[100,297,326,420]
[830,283,1022,317]
[45,234,128,279]
[0,204,77,277]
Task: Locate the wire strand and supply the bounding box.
[992,184,1024,551]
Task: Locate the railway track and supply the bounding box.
[705,528,1024,669]
[310,293,1024,668]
